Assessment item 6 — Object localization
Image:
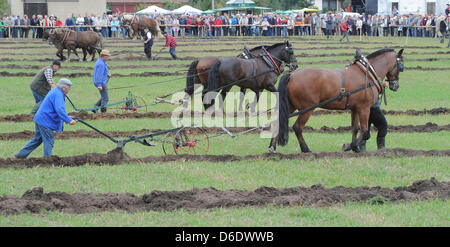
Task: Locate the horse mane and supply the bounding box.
[249,42,286,52]
[366,48,395,59]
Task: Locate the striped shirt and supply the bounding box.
[164,34,177,48]
[43,68,55,85]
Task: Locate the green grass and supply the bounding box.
[1,132,449,158]
[1,200,448,226]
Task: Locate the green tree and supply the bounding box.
[0,0,10,15]
[163,1,182,10]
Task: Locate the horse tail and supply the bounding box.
[207,60,221,92]
[97,33,104,51]
[185,60,199,95]
[277,73,291,146]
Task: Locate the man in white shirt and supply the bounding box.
[143,27,153,60]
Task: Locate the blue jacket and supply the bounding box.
[92,58,109,87]
[34,87,72,132]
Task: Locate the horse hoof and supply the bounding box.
[342,144,352,152]
[267,146,276,153]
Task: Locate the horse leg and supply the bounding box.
[238,88,246,112]
[343,111,360,152]
[67,48,71,62]
[82,48,87,61]
[248,90,261,113]
[352,107,371,153]
[219,88,230,112]
[292,111,313,153]
[202,90,215,110]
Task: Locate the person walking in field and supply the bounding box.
[29,61,61,114]
[162,31,177,59]
[143,27,154,60]
[339,16,350,42]
[15,78,77,158]
[92,49,111,113]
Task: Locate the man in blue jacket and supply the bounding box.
[15,78,77,158]
[92,49,111,113]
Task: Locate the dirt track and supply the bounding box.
[0,178,448,215]
[0,108,448,122]
[1,122,448,140]
[1,148,449,169]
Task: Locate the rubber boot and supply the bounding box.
[100,107,107,113]
[377,137,385,150]
[359,140,367,152]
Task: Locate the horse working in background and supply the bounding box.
[122,15,160,40]
[268,48,404,153]
[205,41,298,111]
[185,45,292,110]
[44,28,103,61]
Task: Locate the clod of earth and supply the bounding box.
[0,178,448,215]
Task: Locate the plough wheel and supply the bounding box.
[111,96,148,114]
[162,127,210,155]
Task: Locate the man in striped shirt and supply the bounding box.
[29,61,61,114]
[162,31,178,59]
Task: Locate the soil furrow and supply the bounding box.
[0,108,447,122]
[0,148,449,169]
[1,123,448,140]
[0,177,448,215]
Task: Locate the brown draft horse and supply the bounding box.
[185,46,278,110]
[44,28,103,61]
[122,15,160,39]
[268,48,404,153]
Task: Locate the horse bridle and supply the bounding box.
[385,57,404,91]
[263,45,297,72]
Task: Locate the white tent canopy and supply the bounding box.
[171,5,202,15]
[136,5,171,15]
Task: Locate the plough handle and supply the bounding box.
[73,118,119,144]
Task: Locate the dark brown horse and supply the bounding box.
[122,15,160,39]
[268,48,404,153]
[185,46,280,110]
[205,41,298,111]
[44,28,103,61]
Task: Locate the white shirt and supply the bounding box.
[146,32,152,40]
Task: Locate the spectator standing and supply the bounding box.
[65,16,74,30]
[179,15,186,37]
[173,16,180,36]
[76,15,84,31]
[22,15,31,38]
[326,13,334,39]
[262,18,269,36]
[214,15,222,37]
[31,15,38,38]
[287,16,295,36]
[110,18,119,38]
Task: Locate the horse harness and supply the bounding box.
[336,52,385,110]
[261,47,282,75]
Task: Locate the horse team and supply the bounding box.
[40,15,405,154]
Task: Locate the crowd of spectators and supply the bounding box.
[0,6,449,40]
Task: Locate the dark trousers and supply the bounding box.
[95,86,109,112]
[368,106,387,139]
[144,39,153,59]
